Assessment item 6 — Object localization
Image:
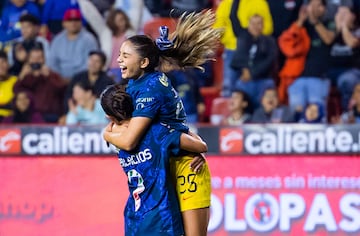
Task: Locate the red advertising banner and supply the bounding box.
[0,156,127,236]
[1,156,359,236]
[207,156,360,236]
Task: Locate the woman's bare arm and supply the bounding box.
[103,116,152,151]
[179,132,208,153]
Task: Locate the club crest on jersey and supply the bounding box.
[159,74,169,87]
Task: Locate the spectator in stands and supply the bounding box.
[267,0,304,39]
[0,0,41,44]
[171,0,213,16]
[213,0,239,97]
[14,44,67,123]
[221,89,252,125]
[267,0,304,73]
[2,90,44,124]
[114,0,151,33]
[215,0,273,98]
[231,0,273,36]
[0,50,17,122]
[286,0,335,117]
[142,0,171,17]
[65,80,108,125]
[166,69,205,123]
[47,8,99,80]
[40,0,80,38]
[298,102,326,123]
[277,5,311,105]
[89,0,115,16]
[106,8,135,82]
[332,6,360,110]
[339,82,360,123]
[230,12,278,109]
[323,0,354,21]
[8,13,50,75]
[64,50,114,112]
[251,86,295,123]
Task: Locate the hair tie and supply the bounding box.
[155,26,174,51]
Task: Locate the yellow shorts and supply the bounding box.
[170,155,211,212]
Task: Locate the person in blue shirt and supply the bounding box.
[0,0,40,44]
[103,10,221,236]
[40,0,80,37]
[100,84,207,236]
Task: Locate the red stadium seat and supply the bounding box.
[209,97,230,125]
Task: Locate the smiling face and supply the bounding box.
[117,40,148,79]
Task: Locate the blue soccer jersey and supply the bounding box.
[118,123,184,236]
[127,72,189,134]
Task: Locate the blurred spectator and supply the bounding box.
[298,102,326,123]
[230,12,278,108]
[231,0,273,36]
[323,0,353,21]
[166,69,205,123]
[0,50,17,122]
[216,0,273,98]
[65,80,108,125]
[2,90,44,124]
[287,0,335,117]
[267,0,304,72]
[47,8,99,80]
[106,8,135,82]
[114,0,151,33]
[277,5,311,104]
[251,86,295,123]
[40,0,80,38]
[171,0,213,16]
[64,50,114,112]
[89,0,115,15]
[213,0,238,97]
[14,44,67,123]
[267,0,304,39]
[332,6,360,110]
[143,0,171,17]
[8,13,50,75]
[339,82,360,123]
[0,0,41,44]
[190,61,214,87]
[221,89,252,125]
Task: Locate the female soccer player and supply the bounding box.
[103,10,222,236]
[101,84,208,236]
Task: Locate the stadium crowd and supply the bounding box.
[0,0,359,125]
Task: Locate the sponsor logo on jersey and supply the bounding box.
[159,74,169,87]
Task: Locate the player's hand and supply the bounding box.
[190,153,206,173]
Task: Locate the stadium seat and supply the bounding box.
[200,45,224,122]
[209,96,230,125]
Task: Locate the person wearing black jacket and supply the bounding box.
[230,0,278,109]
[64,50,114,113]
